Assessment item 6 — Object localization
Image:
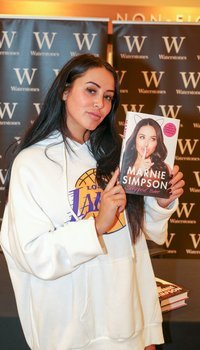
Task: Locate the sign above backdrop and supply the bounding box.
[0,3,200,32]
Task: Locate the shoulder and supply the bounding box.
[13,131,64,170]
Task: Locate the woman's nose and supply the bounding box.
[93,97,103,109]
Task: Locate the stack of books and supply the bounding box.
[155,276,189,313]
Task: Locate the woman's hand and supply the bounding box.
[135,147,154,175]
[156,165,185,208]
[95,168,127,235]
[137,157,154,174]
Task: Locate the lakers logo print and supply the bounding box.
[74,168,126,233]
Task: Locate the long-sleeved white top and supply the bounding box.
[0,132,178,350]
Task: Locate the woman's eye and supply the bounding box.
[105,95,113,102]
[86,87,96,94]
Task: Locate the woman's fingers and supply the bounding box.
[157,165,185,208]
[104,167,120,192]
[95,168,126,235]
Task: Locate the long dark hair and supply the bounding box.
[5,53,144,243]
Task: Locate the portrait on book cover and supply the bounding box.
[120,112,180,198]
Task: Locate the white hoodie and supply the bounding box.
[0,131,177,350]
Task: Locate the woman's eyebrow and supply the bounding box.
[138,132,157,137]
[86,81,115,93]
[86,81,99,87]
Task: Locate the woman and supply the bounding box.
[120,118,172,198]
[0,54,184,350]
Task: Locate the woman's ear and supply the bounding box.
[62,90,68,101]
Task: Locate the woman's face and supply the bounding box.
[62,66,115,143]
[136,125,157,158]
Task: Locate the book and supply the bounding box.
[119,111,180,198]
[155,276,189,312]
[161,299,188,313]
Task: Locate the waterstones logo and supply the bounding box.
[0,31,19,56]
[190,233,200,249]
[118,70,127,84]
[142,71,165,88]
[180,72,200,89]
[178,139,198,155]
[121,104,144,114]
[193,171,200,187]
[162,36,186,54]
[31,32,59,57]
[123,35,147,53]
[0,102,18,119]
[14,68,37,85]
[176,72,200,95]
[190,171,200,193]
[159,36,186,60]
[165,233,176,248]
[33,32,57,50]
[0,31,17,49]
[0,102,21,126]
[186,234,200,255]
[164,233,177,254]
[159,105,182,119]
[116,70,128,93]
[11,68,39,92]
[120,36,149,59]
[170,203,196,224]
[176,203,195,218]
[138,71,166,95]
[176,139,199,161]
[73,33,97,51]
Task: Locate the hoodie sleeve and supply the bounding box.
[143,196,178,245]
[1,155,104,280]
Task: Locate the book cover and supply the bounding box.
[155,276,189,308]
[119,111,180,198]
